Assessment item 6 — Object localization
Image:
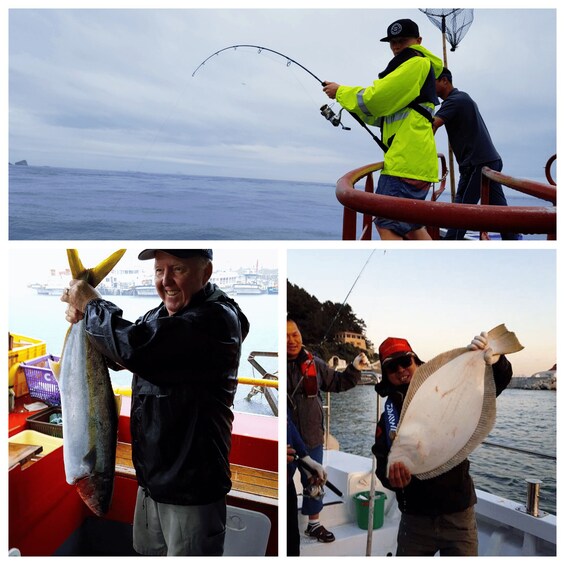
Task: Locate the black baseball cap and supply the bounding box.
[138,249,213,260]
[380,18,420,42]
[437,67,453,82]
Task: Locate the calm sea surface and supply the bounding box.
[329,385,556,516]
[10,288,279,416]
[9,165,552,240]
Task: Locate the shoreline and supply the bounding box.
[508,371,556,390]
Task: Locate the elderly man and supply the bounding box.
[61,249,249,556]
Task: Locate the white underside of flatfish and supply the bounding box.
[387,324,523,480]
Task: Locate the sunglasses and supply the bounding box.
[384,354,414,373]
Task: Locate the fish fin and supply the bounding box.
[67,249,87,279]
[67,249,126,287]
[415,365,497,480]
[83,446,98,468]
[487,324,524,355]
[89,250,127,288]
[114,393,122,417]
[48,358,61,380]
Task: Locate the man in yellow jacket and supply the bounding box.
[323,19,443,240]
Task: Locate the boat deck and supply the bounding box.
[296,449,556,557]
[9,397,279,556]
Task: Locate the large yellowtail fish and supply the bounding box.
[51,249,125,515]
[387,324,524,480]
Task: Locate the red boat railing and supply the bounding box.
[336,154,557,240]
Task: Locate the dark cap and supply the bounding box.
[380,18,420,42]
[437,67,453,82]
[138,249,213,261]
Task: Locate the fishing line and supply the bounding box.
[287,249,379,405]
[192,44,388,150]
[320,249,377,346]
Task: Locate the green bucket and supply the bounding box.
[353,490,386,530]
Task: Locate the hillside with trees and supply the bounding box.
[287,281,375,362]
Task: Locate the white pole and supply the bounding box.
[365,453,377,555]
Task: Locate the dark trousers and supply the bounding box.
[445,159,521,240]
[396,506,479,556]
[287,478,300,556]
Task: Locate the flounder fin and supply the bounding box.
[415,366,497,480]
[487,324,524,355]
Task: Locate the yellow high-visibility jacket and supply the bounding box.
[336,45,443,182]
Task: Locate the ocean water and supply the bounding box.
[9,165,552,240]
[9,288,279,416]
[329,385,556,515]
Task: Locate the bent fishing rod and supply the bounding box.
[192,44,388,152]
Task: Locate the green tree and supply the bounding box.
[287,281,374,361]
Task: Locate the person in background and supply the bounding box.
[287,318,369,542]
[287,418,327,556]
[372,333,513,556]
[323,18,443,240]
[434,67,521,240]
[61,249,249,556]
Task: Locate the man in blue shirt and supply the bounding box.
[434,68,520,240]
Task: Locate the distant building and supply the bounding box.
[335,330,367,351]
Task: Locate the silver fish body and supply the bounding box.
[58,319,118,516]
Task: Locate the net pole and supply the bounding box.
[441,15,457,202]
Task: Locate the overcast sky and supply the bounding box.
[287,248,556,377]
[7,4,557,184]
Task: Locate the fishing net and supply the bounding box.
[419,9,474,51]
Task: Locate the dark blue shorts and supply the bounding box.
[374,174,430,236]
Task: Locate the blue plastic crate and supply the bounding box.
[20,354,61,407]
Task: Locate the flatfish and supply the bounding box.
[387,324,523,480]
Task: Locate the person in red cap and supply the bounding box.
[61,249,250,556]
[287,318,369,544]
[372,333,513,556]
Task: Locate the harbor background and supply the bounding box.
[9,165,553,240]
[9,279,279,417]
[329,385,556,516]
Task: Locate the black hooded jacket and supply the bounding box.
[83,283,249,505]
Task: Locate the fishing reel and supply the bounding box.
[320,104,351,131]
[303,483,325,501]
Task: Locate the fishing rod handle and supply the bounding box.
[295,457,343,497]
